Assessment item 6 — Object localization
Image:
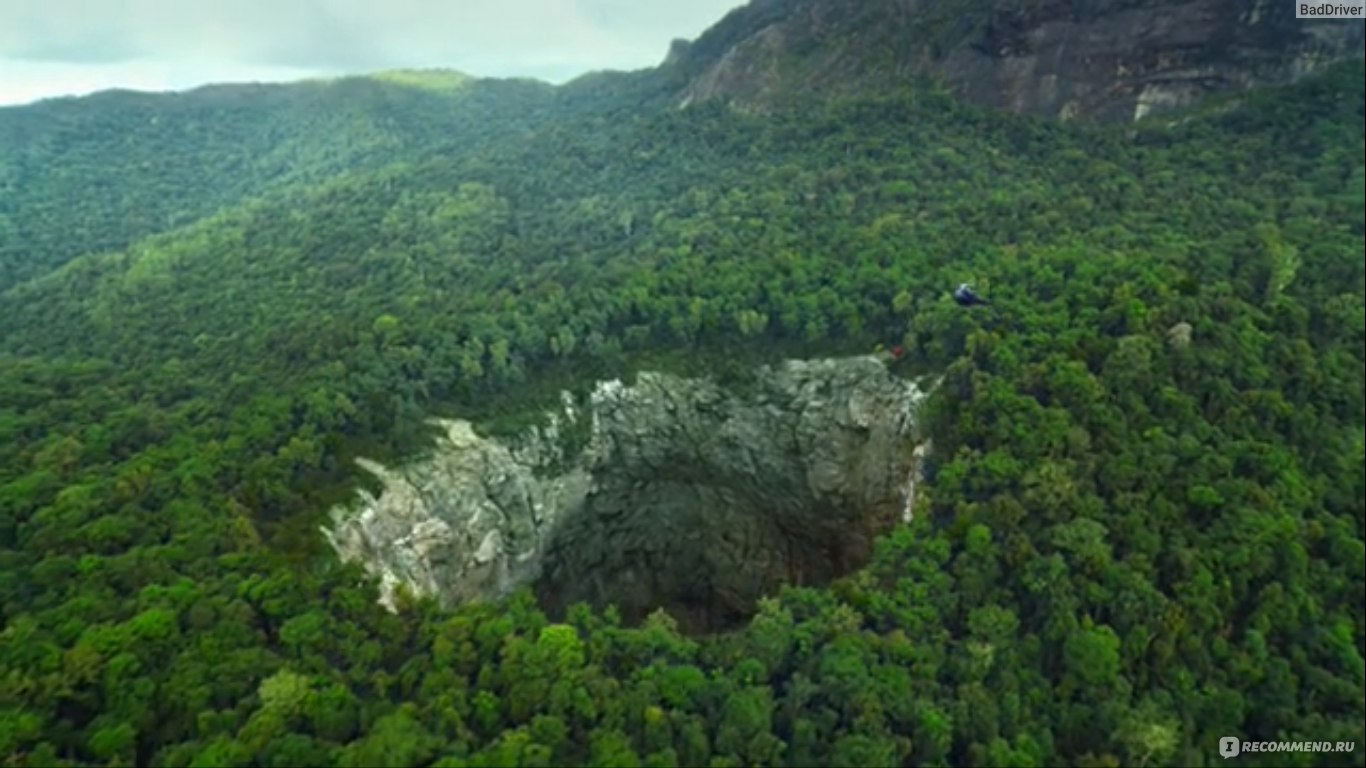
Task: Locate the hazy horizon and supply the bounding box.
[0,0,744,107]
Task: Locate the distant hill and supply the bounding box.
[0,72,555,289]
[5,0,1359,291]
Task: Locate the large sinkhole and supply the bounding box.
[534,477,899,634]
[325,356,930,635]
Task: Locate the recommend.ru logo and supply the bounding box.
[1219,738,1358,760]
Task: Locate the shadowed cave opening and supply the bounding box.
[532,470,902,635]
[324,357,927,636]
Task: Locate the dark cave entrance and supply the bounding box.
[532,478,900,635]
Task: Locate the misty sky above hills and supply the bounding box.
[0,0,744,106]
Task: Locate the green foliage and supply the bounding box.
[0,74,553,290]
[0,51,1362,768]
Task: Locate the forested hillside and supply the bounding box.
[0,71,556,290]
[1,37,1363,768]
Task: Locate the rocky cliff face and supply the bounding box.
[664,0,1365,121]
[325,356,930,632]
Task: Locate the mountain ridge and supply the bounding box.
[5,0,1360,292]
[0,73,558,290]
[662,0,1366,121]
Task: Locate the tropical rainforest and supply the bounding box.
[1,26,1364,768]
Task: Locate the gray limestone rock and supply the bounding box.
[324,355,932,631]
[666,0,1364,122]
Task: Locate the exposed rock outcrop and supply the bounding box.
[325,356,931,632]
[665,0,1365,121]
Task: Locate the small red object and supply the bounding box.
[891,345,905,359]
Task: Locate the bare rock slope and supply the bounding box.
[325,356,931,632]
[664,0,1365,121]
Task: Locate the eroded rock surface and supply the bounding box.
[325,356,930,631]
[664,0,1365,122]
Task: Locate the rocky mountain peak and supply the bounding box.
[663,0,1365,121]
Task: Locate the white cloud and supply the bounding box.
[0,0,744,105]
[0,59,331,106]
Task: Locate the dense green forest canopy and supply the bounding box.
[1,50,1363,767]
[0,71,560,291]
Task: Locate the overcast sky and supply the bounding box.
[0,0,745,106]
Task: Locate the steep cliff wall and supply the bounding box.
[665,0,1365,121]
[325,356,931,632]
